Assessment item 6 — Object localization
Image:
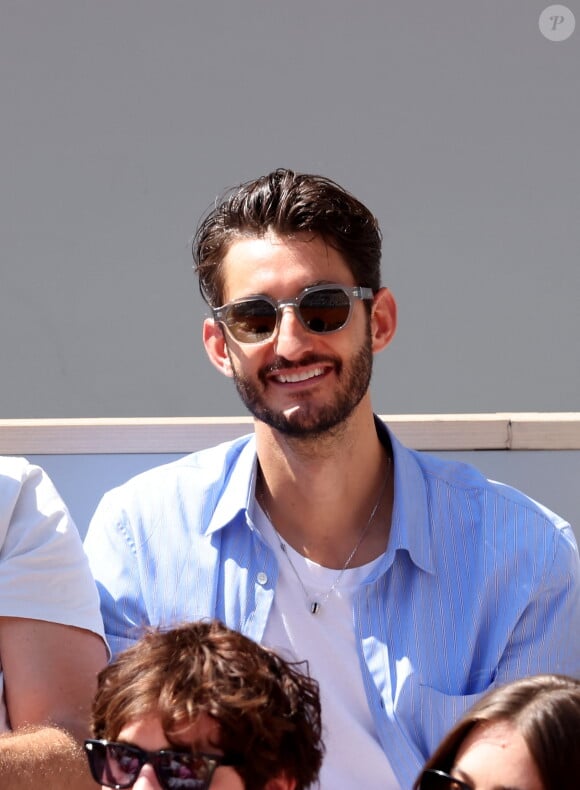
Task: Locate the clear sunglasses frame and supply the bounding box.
[211,283,374,344]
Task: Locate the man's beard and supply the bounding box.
[229,331,373,438]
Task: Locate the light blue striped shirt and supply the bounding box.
[84,419,580,789]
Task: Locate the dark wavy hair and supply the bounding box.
[414,674,580,790]
[192,167,382,307]
[91,620,324,789]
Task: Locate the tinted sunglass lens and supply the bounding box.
[300,288,351,333]
[85,742,223,790]
[85,742,140,788]
[228,300,277,341]
[157,753,214,789]
[106,744,142,786]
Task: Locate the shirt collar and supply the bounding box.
[205,418,435,574]
[376,417,434,574]
[206,434,258,535]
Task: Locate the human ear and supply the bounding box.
[370,287,397,352]
[202,318,234,378]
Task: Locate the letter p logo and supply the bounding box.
[539,5,576,41]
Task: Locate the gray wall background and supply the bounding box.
[1,1,579,419]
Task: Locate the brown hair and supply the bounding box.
[414,674,580,790]
[91,620,323,789]
[192,167,383,307]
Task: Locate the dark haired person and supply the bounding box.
[414,674,580,790]
[85,168,580,789]
[0,457,108,789]
[85,619,323,789]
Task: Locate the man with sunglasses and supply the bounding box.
[85,619,323,790]
[85,168,580,790]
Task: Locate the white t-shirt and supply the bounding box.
[255,505,401,790]
[0,457,107,731]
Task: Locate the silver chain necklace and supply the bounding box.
[259,457,391,615]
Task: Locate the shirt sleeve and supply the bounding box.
[495,522,580,680]
[0,458,106,642]
[84,489,151,658]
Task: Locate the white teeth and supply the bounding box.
[275,367,325,383]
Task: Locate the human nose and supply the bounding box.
[131,762,162,789]
[273,304,314,359]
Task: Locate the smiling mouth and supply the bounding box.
[272,366,327,384]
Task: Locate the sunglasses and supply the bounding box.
[418,769,473,790]
[212,283,374,344]
[84,739,241,790]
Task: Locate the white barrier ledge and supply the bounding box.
[0,413,579,454]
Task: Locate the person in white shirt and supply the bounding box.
[0,456,108,789]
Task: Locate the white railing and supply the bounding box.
[1,413,579,454]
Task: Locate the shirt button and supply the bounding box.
[257,572,268,585]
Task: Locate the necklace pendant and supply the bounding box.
[310,601,320,615]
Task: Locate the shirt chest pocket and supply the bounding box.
[395,675,489,760]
